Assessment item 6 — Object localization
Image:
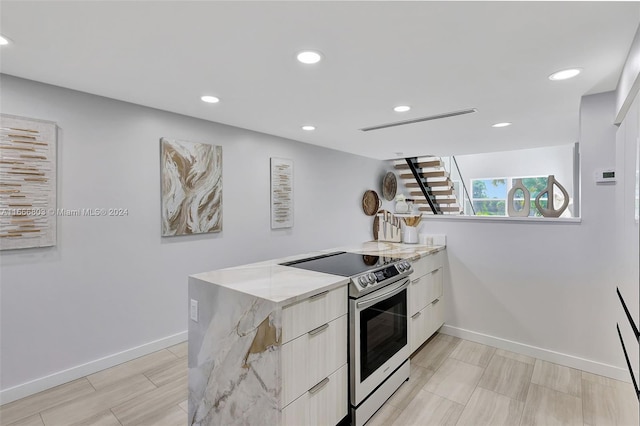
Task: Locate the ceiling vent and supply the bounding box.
[360,108,478,132]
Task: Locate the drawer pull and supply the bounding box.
[309,290,329,300]
[412,311,421,319]
[411,278,420,284]
[308,377,330,394]
[431,268,440,275]
[308,323,329,336]
[433,298,440,304]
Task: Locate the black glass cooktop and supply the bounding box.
[280,251,402,277]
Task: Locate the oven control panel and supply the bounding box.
[352,261,413,292]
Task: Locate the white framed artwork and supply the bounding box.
[270,157,293,229]
[0,114,57,250]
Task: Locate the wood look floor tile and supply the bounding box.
[385,364,434,411]
[178,400,188,414]
[477,354,533,401]
[6,414,45,426]
[455,387,524,426]
[166,342,187,359]
[86,350,177,390]
[111,376,187,426]
[70,411,121,426]
[0,379,95,425]
[582,379,639,426]
[40,374,156,426]
[449,340,496,368]
[365,403,401,426]
[531,359,582,397]
[422,358,485,405]
[411,334,460,371]
[521,383,583,426]
[494,348,536,365]
[146,405,187,426]
[582,371,636,391]
[144,357,187,387]
[391,389,463,426]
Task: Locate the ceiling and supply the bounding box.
[1,1,638,160]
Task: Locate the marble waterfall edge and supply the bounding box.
[189,278,282,425]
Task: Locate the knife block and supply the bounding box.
[377,213,402,242]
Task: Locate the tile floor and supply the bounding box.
[1,334,637,426]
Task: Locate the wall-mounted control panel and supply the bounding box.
[595,169,616,184]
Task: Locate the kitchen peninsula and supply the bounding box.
[187,242,446,426]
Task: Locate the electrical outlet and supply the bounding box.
[190,299,198,322]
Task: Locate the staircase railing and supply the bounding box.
[405,157,441,214]
[451,156,476,215]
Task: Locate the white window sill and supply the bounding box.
[419,215,582,224]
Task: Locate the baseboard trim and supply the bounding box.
[440,325,631,383]
[0,330,187,405]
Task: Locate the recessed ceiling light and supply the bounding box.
[394,106,411,112]
[491,122,512,128]
[302,125,316,131]
[296,51,322,64]
[548,68,582,81]
[201,95,220,104]
[0,35,11,46]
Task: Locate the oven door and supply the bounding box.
[350,278,410,405]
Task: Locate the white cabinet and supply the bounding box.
[282,365,348,426]
[280,286,348,425]
[408,250,445,353]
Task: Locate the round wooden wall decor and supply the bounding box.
[382,172,397,201]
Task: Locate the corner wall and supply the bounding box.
[0,75,387,402]
[421,92,629,380]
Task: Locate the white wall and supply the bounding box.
[614,93,640,388]
[420,91,631,380]
[0,75,387,400]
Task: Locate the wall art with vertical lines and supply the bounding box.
[0,114,57,250]
[270,157,293,229]
[161,138,222,236]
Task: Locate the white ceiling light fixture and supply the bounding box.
[0,35,11,46]
[201,95,220,104]
[296,50,322,64]
[491,122,512,128]
[393,105,411,112]
[302,125,316,131]
[548,68,582,81]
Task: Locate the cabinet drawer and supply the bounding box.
[426,267,443,305]
[282,364,348,426]
[408,267,443,315]
[427,297,444,337]
[282,285,347,344]
[409,305,430,354]
[408,274,427,316]
[411,250,443,278]
[281,314,347,408]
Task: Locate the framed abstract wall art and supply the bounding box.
[270,157,293,229]
[161,138,222,236]
[0,114,57,250]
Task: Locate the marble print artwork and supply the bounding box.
[0,114,57,250]
[161,138,222,236]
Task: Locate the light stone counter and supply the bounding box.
[331,241,445,262]
[188,241,445,425]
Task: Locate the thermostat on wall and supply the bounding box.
[595,169,616,184]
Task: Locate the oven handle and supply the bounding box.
[356,279,410,310]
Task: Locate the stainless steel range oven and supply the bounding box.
[281,251,413,426]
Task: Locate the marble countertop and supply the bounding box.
[190,242,445,306]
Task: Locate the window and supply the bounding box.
[470,176,551,217]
